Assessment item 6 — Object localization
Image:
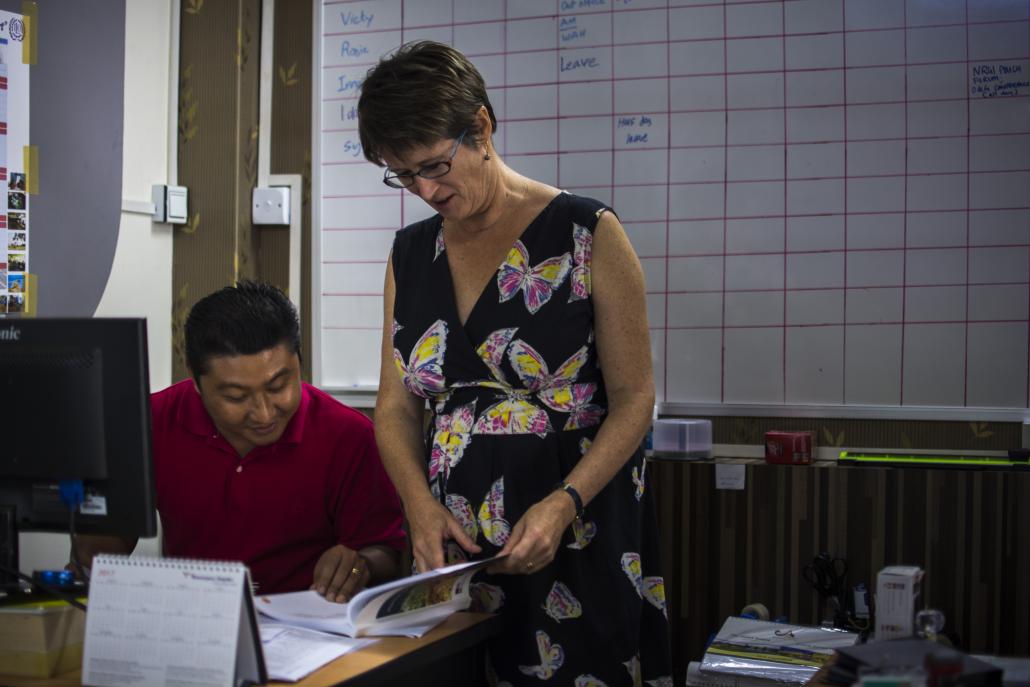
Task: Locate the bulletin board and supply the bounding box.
[313,0,1030,419]
[0,9,28,316]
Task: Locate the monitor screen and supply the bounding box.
[0,318,157,539]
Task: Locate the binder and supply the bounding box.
[83,555,266,687]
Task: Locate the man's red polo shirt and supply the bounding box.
[151,380,406,594]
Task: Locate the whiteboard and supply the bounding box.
[313,0,1030,418]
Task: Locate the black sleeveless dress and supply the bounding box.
[389,192,672,686]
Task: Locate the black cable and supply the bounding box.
[68,506,90,583]
[0,562,87,612]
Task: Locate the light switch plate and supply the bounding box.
[166,186,188,224]
[252,186,290,225]
[151,184,188,224]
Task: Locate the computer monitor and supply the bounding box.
[0,318,157,541]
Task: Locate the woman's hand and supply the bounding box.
[491,490,577,575]
[407,495,482,572]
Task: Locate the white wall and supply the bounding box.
[19,0,174,573]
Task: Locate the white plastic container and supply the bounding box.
[652,419,712,459]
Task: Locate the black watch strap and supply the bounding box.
[554,481,584,520]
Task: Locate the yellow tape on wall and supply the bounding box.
[23,145,37,195]
[20,1,36,65]
[23,273,37,316]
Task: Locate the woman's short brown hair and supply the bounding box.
[357,41,498,166]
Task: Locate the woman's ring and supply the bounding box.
[351,566,361,577]
[526,561,534,570]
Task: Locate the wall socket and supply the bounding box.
[252,186,290,225]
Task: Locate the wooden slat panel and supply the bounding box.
[650,459,1030,686]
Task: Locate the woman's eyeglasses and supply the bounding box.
[383,130,467,189]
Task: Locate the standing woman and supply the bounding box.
[360,41,671,685]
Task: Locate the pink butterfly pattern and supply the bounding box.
[445,493,477,542]
[632,460,646,501]
[393,319,448,398]
[568,223,592,303]
[470,582,506,613]
[429,401,477,486]
[567,518,597,550]
[472,390,553,438]
[621,552,667,619]
[476,327,519,384]
[518,630,565,680]
[542,581,583,623]
[539,382,605,430]
[624,656,641,687]
[478,477,511,547]
[497,240,572,314]
[434,227,445,261]
[443,479,511,547]
[508,339,589,392]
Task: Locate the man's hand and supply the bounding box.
[311,544,370,603]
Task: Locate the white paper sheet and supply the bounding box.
[259,623,375,682]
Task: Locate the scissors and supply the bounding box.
[803,553,848,599]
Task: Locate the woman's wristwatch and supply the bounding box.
[554,481,584,520]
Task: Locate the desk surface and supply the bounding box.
[0,612,502,687]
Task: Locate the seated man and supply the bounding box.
[75,281,405,601]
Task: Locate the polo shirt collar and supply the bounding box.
[280,384,309,445]
[177,381,310,446]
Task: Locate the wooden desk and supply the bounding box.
[0,612,502,687]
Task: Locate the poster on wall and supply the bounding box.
[0,11,28,316]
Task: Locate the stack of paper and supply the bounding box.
[699,617,859,685]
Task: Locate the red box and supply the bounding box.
[764,431,813,464]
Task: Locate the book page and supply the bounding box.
[256,556,503,638]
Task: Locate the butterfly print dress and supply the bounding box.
[390,192,672,685]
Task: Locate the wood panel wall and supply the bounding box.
[650,459,1030,685]
[172,0,313,381]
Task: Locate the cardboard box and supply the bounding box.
[0,599,85,678]
[875,565,923,641]
[764,431,813,464]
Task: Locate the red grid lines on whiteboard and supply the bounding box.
[317,0,1030,410]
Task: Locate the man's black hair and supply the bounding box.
[185,280,301,379]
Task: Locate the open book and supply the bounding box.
[256,556,501,638]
